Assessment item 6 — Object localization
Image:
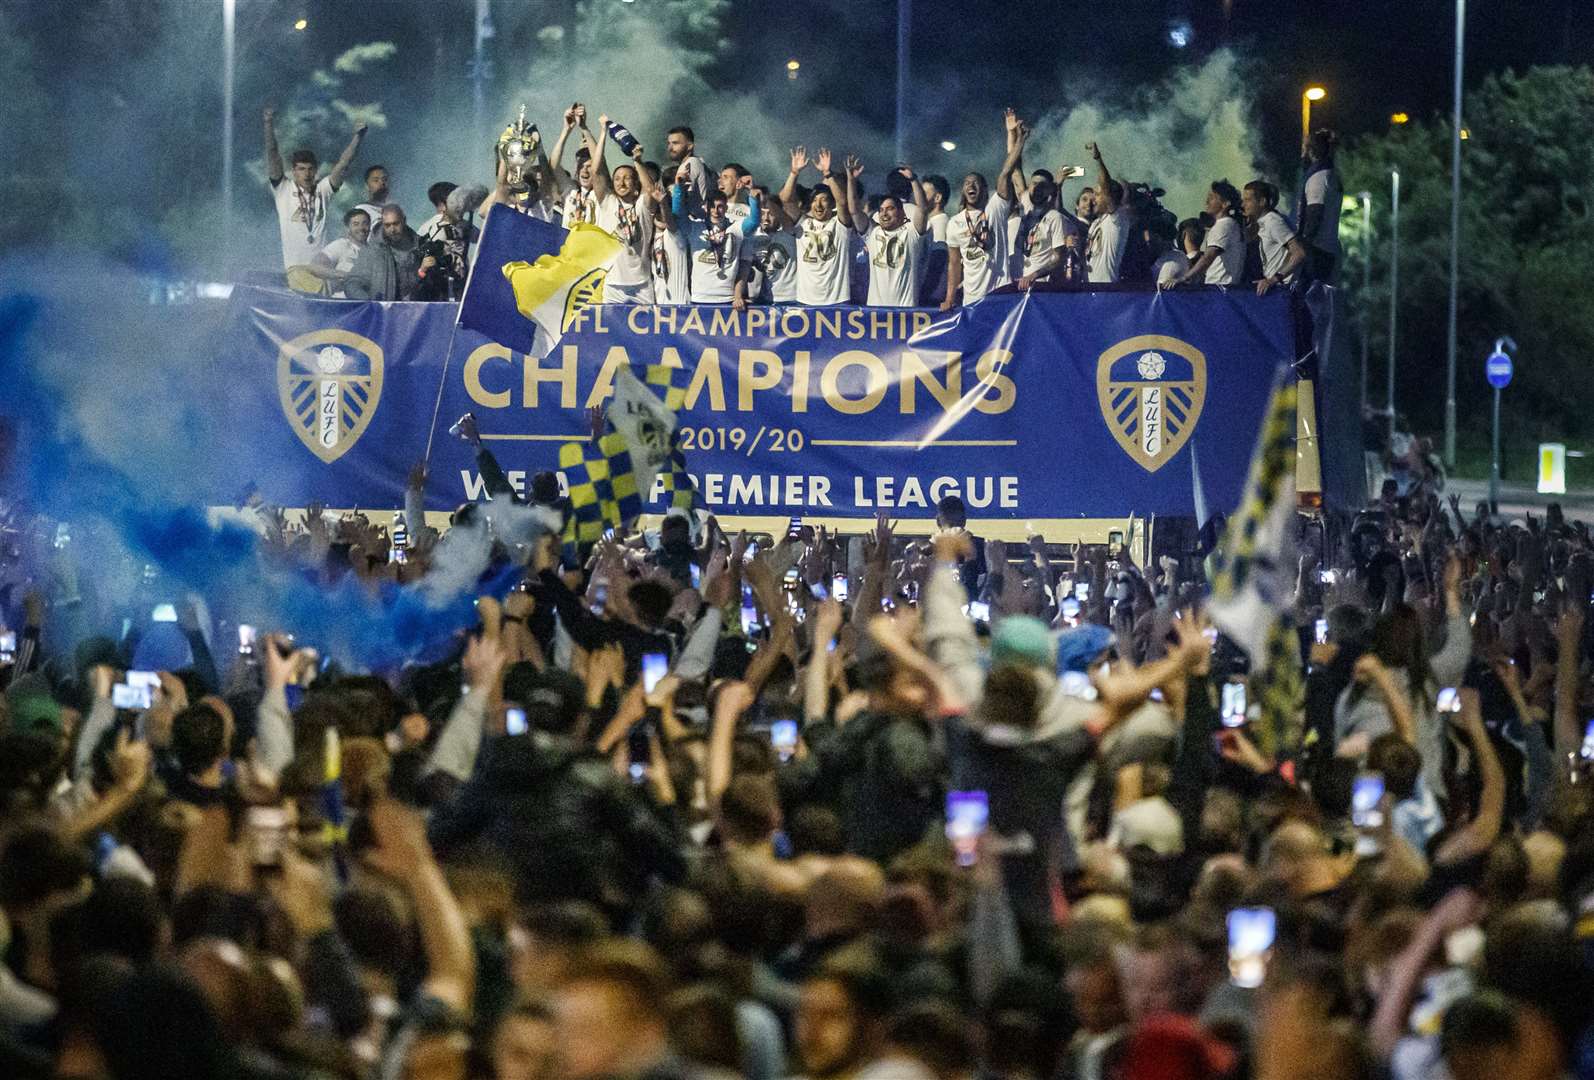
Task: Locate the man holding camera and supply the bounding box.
[345,204,424,301]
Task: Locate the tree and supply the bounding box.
[1338,66,1594,466]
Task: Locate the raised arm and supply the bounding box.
[1432,689,1505,865]
[548,103,580,184]
[587,119,612,201]
[902,165,928,234]
[780,146,808,220]
[326,121,368,193]
[264,107,284,184]
[1086,142,1118,214]
[842,152,868,234]
[994,115,1027,202]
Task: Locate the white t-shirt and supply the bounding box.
[561,185,599,227]
[1256,209,1299,282]
[651,228,691,305]
[748,227,799,304]
[1021,209,1067,280]
[926,211,949,252]
[795,215,852,306]
[319,237,363,274]
[945,194,1012,303]
[726,200,752,225]
[1151,249,1189,287]
[595,192,656,289]
[273,175,337,270]
[416,212,447,244]
[1202,215,1246,286]
[865,223,926,307]
[1303,166,1343,253]
[685,220,744,303]
[1086,207,1131,283]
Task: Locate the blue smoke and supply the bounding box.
[0,266,510,671]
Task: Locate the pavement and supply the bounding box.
[1446,477,1594,518]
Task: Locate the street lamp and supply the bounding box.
[1390,112,1410,125]
[1388,168,1401,442]
[293,17,307,31]
[222,0,235,278]
[1302,84,1326,149]
[786,58,800,81]
[1358,190,1372,416]
[940,140,956,152]
[1444,0,1467,469]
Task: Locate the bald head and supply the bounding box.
[805,857,886,941]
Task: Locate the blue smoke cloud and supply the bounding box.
[0,264,511,672]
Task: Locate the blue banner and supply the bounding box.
[217,285,1296,530]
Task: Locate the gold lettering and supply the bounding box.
[738,350,783,411]
[792,349,812,413]
[869,310,896,338]
[912,311,932,337]
[584,346,632,408]
[846,309,868,340]
[464,343,513,409]
[708,309,739,336]
[900,350,961,414]
[814,309,842,339]
[686,348,726,411]
[680,308,706,335]
[626,307,650,335]
[524,344,579,408]
[821,350,888,415]
[781,309,811,338]
[656,307,678,334]
[974,348,1017,414]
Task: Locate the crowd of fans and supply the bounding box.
[267,105,1343,307]
[3,427,1594,1080]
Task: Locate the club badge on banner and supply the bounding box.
[217,281,1296,533]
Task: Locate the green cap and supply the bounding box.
[990,615,1055,669]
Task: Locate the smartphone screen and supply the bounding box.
[1074,581,1090,602]
[787,516,802,540]
[832,573,849,602]
[246,805,291,867]
[1220,682,1247,727]
[626,726,650,784]
[967,600,991,623]
[641,652,669,694]
[689,562,702,588]
[1437,687,1461,714]
[112,683,150,710]
[505,706,528,736]
[810,580,829,601]
[1314,618,1329,645]
[1352,772,1386,828]
[128,671,160,694]
[1580,720,1594,761]
[771,719,799,762]
[0,631,15,661]
[151,603,178,623]
[945,790,989,867]
[590,582,609,616]
[1227,907,1276,989]
[238,624,256,656]
[1061,597,1081,624]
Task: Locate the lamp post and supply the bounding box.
[1359,190,1372,417]
[895,0,911,164]
[222,0,235,276]
[1387,168,1400,442]
[1444,0,1466,469]
[1301,85,1326,150]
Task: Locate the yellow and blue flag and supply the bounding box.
[458,206,620,356]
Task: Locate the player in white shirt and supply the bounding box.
[1164,181,1246,288]
[942,117,1028,309]
[745,189,799,304]
[352,164,393,233]
[1083,142,1131,283]
[584,116,662,304]
[666,126,712,221]
[1145,217,1189,287]
[1297,129,1343,283]
[918,175,950,306]
[264,107,366,271]
[715,163,756,225]
[1015,174,1068,291]
[1242,180,1308,295]
[666,190,752,306]
[852,163,929,308]
[779,146,856,306]
[548,104,601,225]
[306,208,371,296]
[650,191,692,305]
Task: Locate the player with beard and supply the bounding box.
[780,147,856,306]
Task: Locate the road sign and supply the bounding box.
[1486,350,1513,389]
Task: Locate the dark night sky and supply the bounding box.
[294,0,1592,170]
